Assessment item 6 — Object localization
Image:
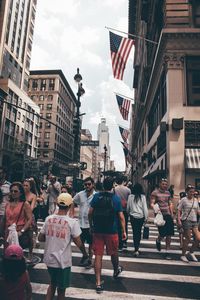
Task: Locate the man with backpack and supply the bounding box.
[88,177,126,294]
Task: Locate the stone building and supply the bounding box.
[129,0,200,195]
[28,70,76,179]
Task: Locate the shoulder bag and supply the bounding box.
[16,202,32,249]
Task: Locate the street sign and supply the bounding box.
[80,140,99,146]
[67,162,87,170]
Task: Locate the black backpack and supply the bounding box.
[93,192,115,231]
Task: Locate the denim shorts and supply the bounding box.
[182,220,198,230]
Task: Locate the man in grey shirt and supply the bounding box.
[114,176,131,250]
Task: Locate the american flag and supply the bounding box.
[109,31,134,80]
[116,95,131,120]
[121,142,132,166]
[119,126,129,142]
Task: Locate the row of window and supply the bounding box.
[29,78,55,91]
[31,94,53,101]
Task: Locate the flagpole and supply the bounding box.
[114,92,134,102]
[105,26,158,45]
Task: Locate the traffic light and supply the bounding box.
[80,162,87,170]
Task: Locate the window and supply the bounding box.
[39,122,42,128]
[38,104,44,110]
[187,56,200,106]
[46,113,52,119]
[193,0,200,27]
[32,80,38,90]
[185,121,200,147]
[17,111,21,120]
[39,95,44,101]
[22,115,25,123]
[45,122,51,128]
[44,132,50,139]
[49,79,55,90]
[46,104,52,110]
[47,95,53,101]
[40,79,46,91]
[44,142,49,148]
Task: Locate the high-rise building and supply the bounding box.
[97,117,110,173]
[0,0,37,91]
[28,70,77,178]
[0,0,39,180]
[129,0,200,195]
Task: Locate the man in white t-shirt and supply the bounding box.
[38,193,89,300]
[72,177,96,267]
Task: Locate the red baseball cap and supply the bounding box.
[5,244,23,260]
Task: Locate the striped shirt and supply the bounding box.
[151,189,171,215]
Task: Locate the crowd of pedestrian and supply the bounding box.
[0,166,199,299]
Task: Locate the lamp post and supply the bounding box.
[103,144,107,175]
[73,68,85,179]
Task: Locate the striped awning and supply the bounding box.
[185,148,200,169]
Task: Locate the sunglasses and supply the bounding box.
[84,183,92,186]
[161,178,168,182]
[10,190,20,193]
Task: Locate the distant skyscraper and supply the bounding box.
[97,117,110,172]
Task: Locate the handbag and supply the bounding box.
[16,202,32,249]
[143,225,149,239]
[154,212,166,227]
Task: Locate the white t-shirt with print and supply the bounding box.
[73,190,96,228]
[40,214,81,269]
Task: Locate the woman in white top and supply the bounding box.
[177,185,200,263]
[127,183,148,257]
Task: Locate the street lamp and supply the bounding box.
[103,144,108,175]
[73,68,85,177]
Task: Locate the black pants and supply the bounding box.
[130,216,144,251]
[118,211,129,249]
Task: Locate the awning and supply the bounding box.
[142,162,154,179]
[185,148,200,169]
[149,153,166,175]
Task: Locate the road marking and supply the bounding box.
[31,283,195,300]
[33,264,200,284]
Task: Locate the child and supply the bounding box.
[0,244,32,300]
[38,193,89,300]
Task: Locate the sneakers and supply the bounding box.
[180,255,189,263]
[78,256,89,267]
[165,253,172,260]
[156,239,161,252]
[85,259,93,269]
[187,252,198,262]
[134,251,139,257]
[96,281,104,294]
[113,265,123,279]
[118,247,123,252]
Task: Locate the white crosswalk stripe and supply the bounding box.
[30,221,200,300]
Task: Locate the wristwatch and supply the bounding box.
[21,229,25,233]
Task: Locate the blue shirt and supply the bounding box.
[90,191,122,234]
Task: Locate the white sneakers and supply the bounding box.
[187,252,198,262]
[180,256,189,263]
[181,252,198,263]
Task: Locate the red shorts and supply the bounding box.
[92,233,119,256]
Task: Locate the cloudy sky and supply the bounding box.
[31,0,134,171]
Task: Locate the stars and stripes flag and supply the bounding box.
[116,94,131,120]
[109,31,134,80]
[121,142,132,166]
[119,126,130,143]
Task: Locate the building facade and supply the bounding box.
[129,0,200,195]
[0,0,39,180]
[28,70,77,178]
[80,129,98,180]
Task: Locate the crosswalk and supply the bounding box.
[29,221,200,300]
